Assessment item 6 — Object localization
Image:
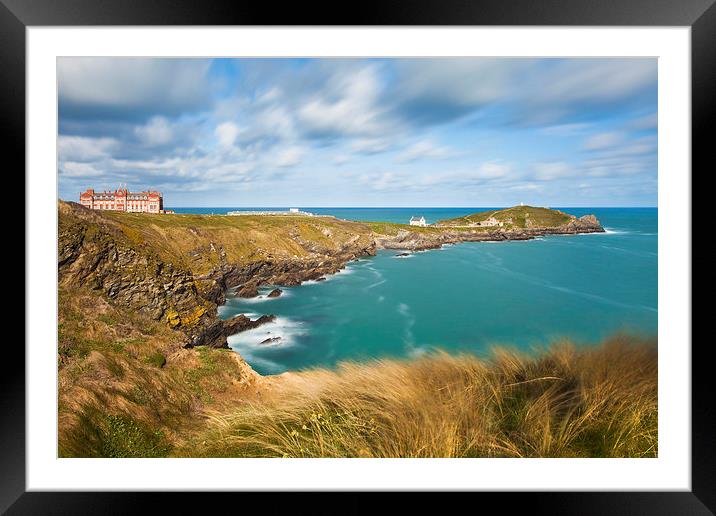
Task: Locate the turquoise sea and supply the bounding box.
[171,207,658,375]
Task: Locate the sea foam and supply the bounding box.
[227,316,307,349]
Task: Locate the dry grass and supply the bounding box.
[179,335,657,458]
[100,208,377,273]
[57,287,260,457]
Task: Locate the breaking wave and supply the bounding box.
[227,316,307,349]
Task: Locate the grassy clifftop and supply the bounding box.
[436,205,574,228]
[58,201,378,342]
[101,209,376,275]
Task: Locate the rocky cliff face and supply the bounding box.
[59,202,217,345]
[203,247,376,305]
[58,202,376,348]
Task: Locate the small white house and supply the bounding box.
[289,208,300,213]
[477,216,502,227]
[410,216,427,227]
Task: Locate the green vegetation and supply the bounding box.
[60,284,657,458]
[143,351,166,368]
[437,205,573,229]
[364,221,444,236]
[58,287,252,458]
[57,202,646,459]
[99,414,171,458]
[177,335,657,458]
[100,210,376,274]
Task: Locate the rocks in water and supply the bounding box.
[191,313,276,348]
[560,214,605,234]
[577,214,602,228]
[315,277,326,282]
[260,336,282,345]
[395,252,412,257]
[267,288,282,298]
[237,282,259,298]
[253,314,276,326]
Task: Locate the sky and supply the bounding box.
[58,58,657,207]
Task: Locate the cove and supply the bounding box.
[217,208,657,375]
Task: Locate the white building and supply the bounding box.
[410,216,427,227]
[289,208,299,213]
[477,216,502,227]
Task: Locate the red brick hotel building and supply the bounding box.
[79,187,168,214]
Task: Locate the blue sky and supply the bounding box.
[58,58,657,207]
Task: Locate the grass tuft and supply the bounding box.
[179,335,657,458]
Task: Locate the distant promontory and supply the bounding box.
[370,205,604,251]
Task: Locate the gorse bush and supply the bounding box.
[182,335,657,458]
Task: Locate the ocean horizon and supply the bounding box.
[167,206,657,225]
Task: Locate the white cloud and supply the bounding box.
[59,161,105,177]
[534,60,656,106]
[514,59,656,126]
[135,116,173,146]
[363,164,515,194]
[370,172,403,191]
[396,58,526,111]
[397,140,451,163]
[333,154,351,166]
[539,123,592,136]
[533,162,573,181]
[476,161,511,179]
[257,87,282,104]
[510,183,541,191]
[582,132,625,151]
[110,158,182,171]
[215,122,241,147]
[628,113,658,130]
[58,135,118,162]
[255,105,296,140]
[272,146,304,168]
[298,66,389,137]
[350,138,391,155]
[58,57,657,206]
[58,58,212,118]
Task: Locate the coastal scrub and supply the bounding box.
[178,335,657,458]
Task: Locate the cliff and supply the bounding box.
[57,201,376,457]
[58,202,603,346]
[58,201,377,348]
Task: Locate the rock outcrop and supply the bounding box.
[58,202,216,346]
[267,288,282,298]
[191,314,277,348]
[237,282,259,298]
[376,213,604,251]
[58,201,376,349]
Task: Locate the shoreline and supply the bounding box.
[219,225,615,377]
[57,200,605,357]
[57,201,658,459]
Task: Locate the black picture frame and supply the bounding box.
[4,0,709,513]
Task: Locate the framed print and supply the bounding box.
[5,0,711,513]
